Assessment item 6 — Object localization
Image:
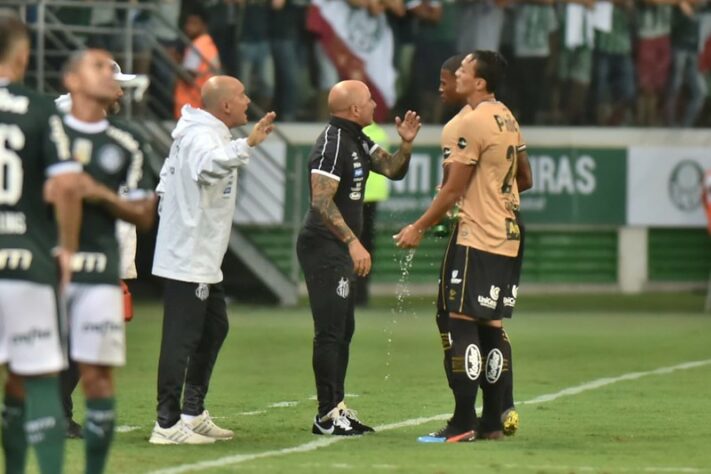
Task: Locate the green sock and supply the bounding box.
[2,394,28,474]
[84,397,116,474]
[24,376,66,474]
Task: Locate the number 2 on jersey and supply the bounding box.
[501,144,517,194]
[0,125,25,205]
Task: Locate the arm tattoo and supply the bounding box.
[369,145,412,180]
[311,174,356,244]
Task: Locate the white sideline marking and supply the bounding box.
[148,359,711,474]
[309,393,360,401]
[116,425,141,433]
[236,410,267,416]
[268,401,299,408]
[520,359,711,405]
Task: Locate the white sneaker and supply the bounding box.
[184,410,234,440]
[148,420,216,445]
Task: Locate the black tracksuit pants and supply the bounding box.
[297,231,355,417]
[156,279,229,428]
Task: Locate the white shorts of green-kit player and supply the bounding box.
[0,280,67,375]
[66,283,125,366]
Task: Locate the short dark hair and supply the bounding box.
[0,11,29,63]
[184,5,209,24]
[441,54,466,75]
[62,49,90,77]
[469,50,507,93]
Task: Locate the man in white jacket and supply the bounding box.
[149,76,275,445]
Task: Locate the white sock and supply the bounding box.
[181,414,197,423]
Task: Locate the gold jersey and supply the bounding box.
[447,100,524,257]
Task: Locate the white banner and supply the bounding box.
[310,0,397,108]
[627,147,711,227]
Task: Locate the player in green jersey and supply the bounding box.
[0,13,84,474]
[58,48,157,474]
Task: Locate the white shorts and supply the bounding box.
[0,280,67,376]
[67,283,125,366]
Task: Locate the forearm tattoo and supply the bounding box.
[311,174,356,244]
[370,146,412,180]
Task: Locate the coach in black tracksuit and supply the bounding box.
[297,80,422,436]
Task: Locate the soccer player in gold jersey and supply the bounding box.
[396,51,531,442]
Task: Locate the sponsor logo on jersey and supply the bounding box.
[465,344,482,381]
[485,349,504,383]
[503,285,518,307]
[26,416,57,444]
[223,176,234,197]
[450,270,462,284]
[354,168,364,178]
[336,277,350,299]
[0,89,29,114]
[73,138,93,165]
[0,212,26,234]
[477,285,500,310]
[349,192,362,200]
[353,162,362,169]
[72,252,107,273]
[11,327,52,345]
[82,321,123,335]
[0,249,32,270]
[98,144,125,174]
[196,283,209,301]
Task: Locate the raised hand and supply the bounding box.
[395,110,422,143]
[247,111,277,147]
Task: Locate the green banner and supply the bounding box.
[287,145,627,226]
[522,148,626,225]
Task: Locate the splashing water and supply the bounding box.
[384,249,416,381]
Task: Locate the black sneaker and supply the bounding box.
[66,419,83,439]
[338,403,375,433]
[311,408,363,436]
[417,423,476,443]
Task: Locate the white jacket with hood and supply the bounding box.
[152,105,252,284]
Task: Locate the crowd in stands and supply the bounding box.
[43,0,711,126]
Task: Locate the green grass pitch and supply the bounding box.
[9,293,711,473]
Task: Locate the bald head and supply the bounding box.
[201,75,251,128]
[201,76,242,111]
[328,80,370,114]
[327,80,375,127]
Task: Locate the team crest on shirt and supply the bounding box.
[457,137,468,149]
[195,283,209,301]
[72,138,93,165]
[336,277,350,299]
[97,144,124,174]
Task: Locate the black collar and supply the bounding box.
[328,116,365,140]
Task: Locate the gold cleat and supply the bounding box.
[502,407,519,436]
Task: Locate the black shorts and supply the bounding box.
[437,224,524,321]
